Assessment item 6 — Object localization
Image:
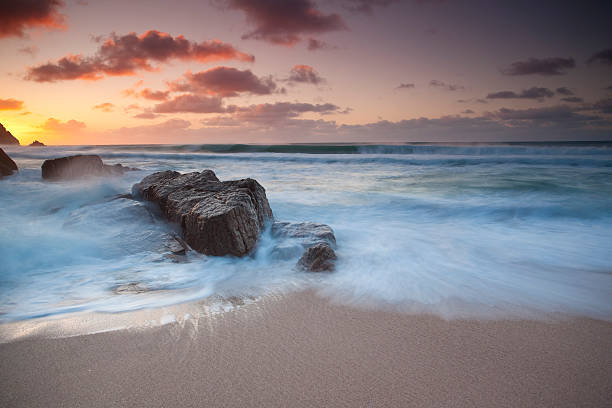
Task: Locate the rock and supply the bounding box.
[0,147,18,178]
[297,243,337,272]
[163,233,190,255]
[0,123,19,145]
[133,170,273,257]
[41,155,137,180]
[28,140,45,147]
[271,221,337,271]
[271,221,336,247]
[113,282,149,294]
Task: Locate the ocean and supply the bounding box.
[1,142,611,321]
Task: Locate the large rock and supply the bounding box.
[41,155,135,180]
[132,170,273,257]
[271,221,337,272]
[0,148,18,178]
[28,140,45,147]
[0,123,19,145]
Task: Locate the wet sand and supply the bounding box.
[1,291,611,407]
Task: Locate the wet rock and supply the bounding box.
[41,155,137,180]
[297,243,337,272]
[28,140,45,147]
[0,123,19,145]
[271,221,336,247]
[271,221,337,271]
[0,147,18,178]
[163,233,190,255]
[113,282,149,294]
[133,170,273,257]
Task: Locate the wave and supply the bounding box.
[31,141,612,156]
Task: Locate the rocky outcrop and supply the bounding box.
[132,170,273,257]
[0,148,18,178]
[28,140,45,147]
[271,222,337,272]
[298,243,337,272]
[41,155,136,180]
[0,123,19,145]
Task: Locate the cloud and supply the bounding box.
[486,87,554,100]
[133,111,161,119]
[462,109,474,114]
[0,98,24,110]
[396,83,415,90]
[342,0,399,14]
[227,0,346,45]
[591,98,612,114]
[605,85,612,92]
[556,87,574,96]
[41,118,86,132]
[92,102,115,112]
[170,67,277,97]
[123,86,170,101]
[223,102,341,124]
[26,30,254,82]
[484,105,602,128]
[18,45,39,56]
[0,0,65,38]
[153,94,225,113]
[307,38,336,51]
[501,57,575,76]
[287,65,325,85]
[587,49,612,66]
[429,80,464,91]
[560,97,584,103]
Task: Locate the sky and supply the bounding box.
[0,0,611,145]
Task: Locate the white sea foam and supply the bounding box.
[0,143,611,323]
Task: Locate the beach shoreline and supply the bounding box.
[1,290,610,408]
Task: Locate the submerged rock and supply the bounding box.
[0,147,18,178]
[298,243,337,272]
[28,140,45,147]
[113,282,149,295]
[0,123,19,145]
[41,155,137,180]
[271,221,337,272]
[133,170,273,257]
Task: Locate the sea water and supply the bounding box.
[1,142,611,321]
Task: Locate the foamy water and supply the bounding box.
[1,143,611,322]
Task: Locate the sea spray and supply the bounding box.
[1,143,611,322]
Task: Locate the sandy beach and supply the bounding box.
[1,291,610,408]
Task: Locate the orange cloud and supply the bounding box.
[0,98,24,110]
[0,0,65,38]
[41,118,86,132]
[92,102,115,112]
[26,30,254,82]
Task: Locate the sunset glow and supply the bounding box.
[1,0,611,145]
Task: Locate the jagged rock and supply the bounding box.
[0,148,18,178]
[41,155,137,180]
[297,243,337,272]
[28,140,45,147]
[271,222,336,247]
[271,221,337,271]
[0,123,19,145]
[133,170,273,257]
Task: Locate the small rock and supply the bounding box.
[28,140,45,147]
[41,155,137,180]
[113,282,149,294]
[298,243,337,272]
